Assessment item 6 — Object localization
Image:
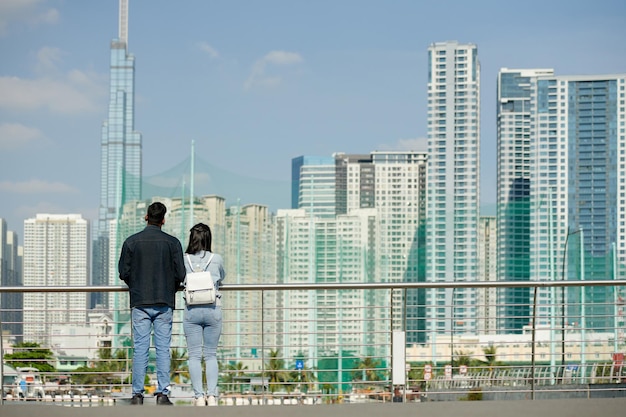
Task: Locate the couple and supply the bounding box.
[118,202,225,406]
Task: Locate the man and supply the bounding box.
[119,201,186,405]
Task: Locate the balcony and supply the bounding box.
[1,281,626,416]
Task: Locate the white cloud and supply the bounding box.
[0,70,107,114]
[197,41,219,59]
[12,201,75,223]
[0,179,78,194]
[244,50,303,91]
[0,122,47,150]
[0,0,59,36]
[35,46,65,73]
[377,137,428,152]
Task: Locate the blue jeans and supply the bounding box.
[131,306,173,396]
[183,304,222,398]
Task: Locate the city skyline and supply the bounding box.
[2,0,626,231]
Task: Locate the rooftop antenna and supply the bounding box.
[119,0,129,45]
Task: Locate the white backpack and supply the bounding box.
[184,253,217,305]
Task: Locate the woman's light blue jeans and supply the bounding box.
[183,304,222,398]
[131,306,173,396]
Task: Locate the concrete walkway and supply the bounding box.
[1,398,625,417]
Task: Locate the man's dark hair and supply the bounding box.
[146,202,167,225]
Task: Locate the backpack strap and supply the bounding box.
[186,253,214,272]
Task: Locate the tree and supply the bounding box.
[483,346,497,367]
[170,348,188,384]
[264,349,289,393]
[353,356,382,382]
[452,350,472,367]
[71,348,127,388]
[225,361,249,393]
[3,342,55,372]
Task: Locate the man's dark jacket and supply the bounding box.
[118,224,186,308]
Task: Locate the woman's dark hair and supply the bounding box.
[186,223,212,254]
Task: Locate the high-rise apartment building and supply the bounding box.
[222,202,276,364]
[477,216,497,335]
[110,196,276,362]
[23,214,89,344]
[529,74,626,333]
[498,70,626,334]
[292,156,337,218]
[95,0,142,309]
[426,41,481,335]
[275,208,383,364]
[290,151,428,346]
[0,219,23,341]
[497,68,554,333]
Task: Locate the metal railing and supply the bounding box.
[1,280,625,406]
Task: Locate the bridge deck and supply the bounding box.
[2,398,625,417]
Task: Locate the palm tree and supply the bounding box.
[170,348,189,384]
[482,345,498,384]
[289,365,316,393]
[483,346,497,367]
[353,356,382,382]
[227,361,249,393]
[264,349,289,393]
[453,350,472,367]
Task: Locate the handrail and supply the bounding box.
[1,279,624,293]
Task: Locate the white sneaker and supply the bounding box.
[194,396,206,406]
[207,395,217,406]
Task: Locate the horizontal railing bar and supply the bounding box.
[1,279,625,293]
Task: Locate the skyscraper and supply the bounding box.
[498,70,626,334]
[426,41,481,335]
[477,216,497,335]
[291,155,337,218]
[497,68,554,333]
[0,219,23,341]
[23,214,90,344]
[95,0,142,308]
[527,73,626,333]
[290,151,427,345]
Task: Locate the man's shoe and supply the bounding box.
[130,394,143,405]
[156,392,173,405]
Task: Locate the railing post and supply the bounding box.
[530,287,537,400]
[261,289,265,404]
[0,316,4,405]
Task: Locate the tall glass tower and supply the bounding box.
[528,74,626,333]
[497,68,553,333]
[95,0,142,309]
[99,0,142,232]
[499,70,626,334]
[426,41,480,335]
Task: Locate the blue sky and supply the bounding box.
[1,0,625,232]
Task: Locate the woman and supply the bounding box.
[183,223,225,406]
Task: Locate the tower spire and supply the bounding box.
[119,0,128,45]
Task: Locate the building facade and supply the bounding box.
[529,74,626,333]
[290,151,428,346]
[23,214,90,344]
[426,41,481,335]
[292,155,337,218]
[0,219,23,342]
[477,216,497,335]
[496,68,554,333]
[96,0,142,309]
[498,70,626,334]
